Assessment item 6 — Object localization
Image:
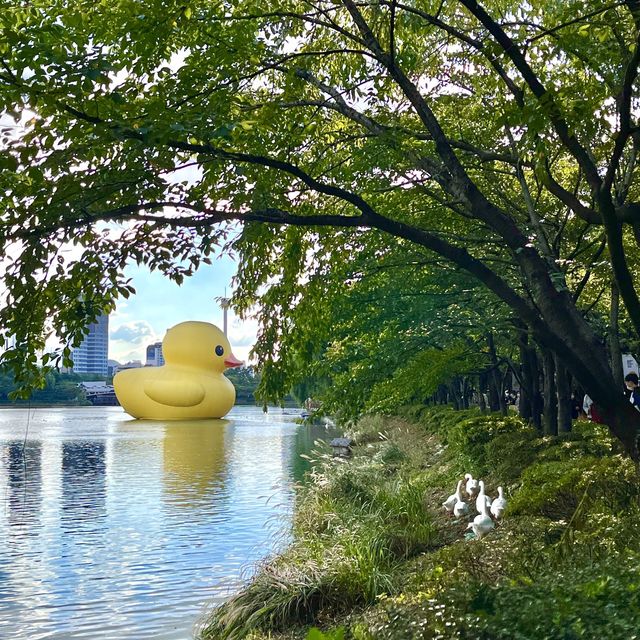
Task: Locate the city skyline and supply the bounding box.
[1,256,257,369]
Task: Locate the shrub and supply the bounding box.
[483,427,539,482]
[445,413,530,476]
[372,442,406,467]
[414,405,484,436]
[472,555,640,640]
[357,531,640,640]
[509,455,639,520]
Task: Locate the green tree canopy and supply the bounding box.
[2,0,640,453]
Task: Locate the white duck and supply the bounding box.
[453,496,470,518]
[443,479,464,514]
[475,480,492,514]
[490,486,507,520]
[464,473,479,497]
[467,498,495,539]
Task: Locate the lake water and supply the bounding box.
[0,405,334,639]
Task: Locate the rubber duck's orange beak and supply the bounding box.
[223,353,243,368]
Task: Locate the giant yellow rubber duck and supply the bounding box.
[113,321,243,420]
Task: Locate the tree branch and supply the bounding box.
[540,163,601,224]
[457,0,602,188]
[604,29,640,190]
[526,3,624,43]
[387,1,524,104]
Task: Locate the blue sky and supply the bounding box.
[109,256,258,365]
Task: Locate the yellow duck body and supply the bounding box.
[113,321,243,420]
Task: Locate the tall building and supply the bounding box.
[72,314,109,375]
[145,341,164,367]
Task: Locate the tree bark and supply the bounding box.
[487,333,507,416]
[517,337,532,421]
[555,355,573,434]
[529,348,543,431]
[462,377,471,409]
[477,375,487,412]
[450,379,461,410]
[487,374,500,412]
[517,339,542,430]
[610,282,624,388]
[542,349,558,436]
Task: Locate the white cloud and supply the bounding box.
[106,260,258,364]
[111,321,157,344]
[229,321,259,347]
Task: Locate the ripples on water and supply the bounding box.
[0,406,335,639]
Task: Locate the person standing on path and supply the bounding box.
[624,373,640,412]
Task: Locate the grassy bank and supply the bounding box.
[198,407,640,640]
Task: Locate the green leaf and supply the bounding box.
[110,91,126,104]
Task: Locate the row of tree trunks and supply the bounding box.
[473,331,576,435]
[430,312,622,438]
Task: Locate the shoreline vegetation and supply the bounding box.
[198,406,640,640]
[0,401,273,409]
[0,366,273,407]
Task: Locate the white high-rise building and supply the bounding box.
[72,314,109,375]
[145,341,164,367]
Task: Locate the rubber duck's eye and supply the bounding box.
[215,345,224,356]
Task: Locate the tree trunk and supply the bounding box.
[477,375,487,412]
[462,377,471,409]
[487,374,500,411]
[530,348,543,431]
[449,380,461,410]
[519,344,542,430]
[610,282,624,388]
[486,333,506,415]
[555,355,572,433]
[518,341,532,421]
[602,402,640,460]
[542,349,558,436]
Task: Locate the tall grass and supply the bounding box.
[198,417,438,639]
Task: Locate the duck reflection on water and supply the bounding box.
[161,419,231,509]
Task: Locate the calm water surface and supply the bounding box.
[0,406,333,639]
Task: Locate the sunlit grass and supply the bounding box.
[198,416,440,639]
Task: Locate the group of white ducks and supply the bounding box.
[442,473,507,539]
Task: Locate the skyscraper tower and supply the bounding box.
[72,314,109,375]
[145,341,165,367]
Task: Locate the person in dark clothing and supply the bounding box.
[625,372,640,411]
[570,394,584,420]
